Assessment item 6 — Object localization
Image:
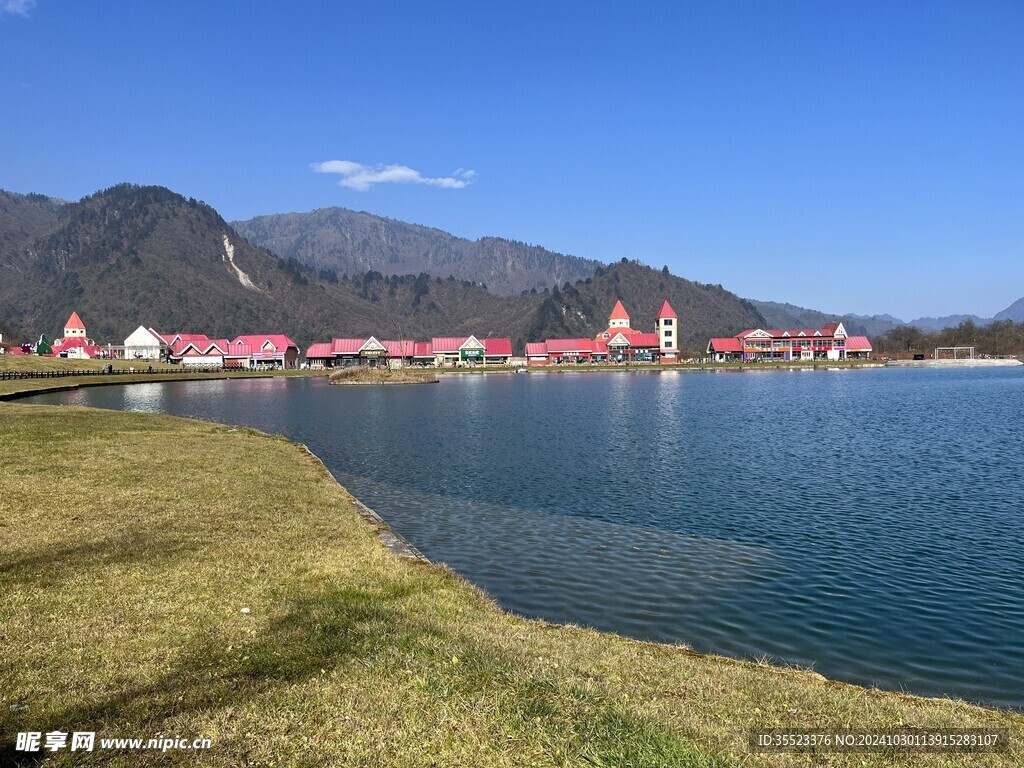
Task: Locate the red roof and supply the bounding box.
[64,311,86,330]
[654,300,677,319]
[231,334,298,352]
[844,335,872,351]
[331,338,367,355]
[609,300,630,320]
[431,337,469,353]
[171,338,228,356]
[51,336,96,352]
[164,333,211,346]
[306,342,333,358]
[414,341,433,358]
[546,338,594,354]
[51,337,100,357]
[708,337,743,352]
[525,342,547,356]
[483,338,513,356]
[54,344,101,358]
[593,341,608,354]
[383,340,415,357]
[628,332,660,348]
[739,325,841,341]
[595,326,640,341]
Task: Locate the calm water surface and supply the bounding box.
[28,367,1024,709]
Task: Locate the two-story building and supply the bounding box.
[707,323,873,362]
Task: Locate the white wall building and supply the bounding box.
[124,326,167,361]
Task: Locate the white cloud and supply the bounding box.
[311,160,476,192]
[2,0,36,17]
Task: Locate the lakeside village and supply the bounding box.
[0,301,874,369]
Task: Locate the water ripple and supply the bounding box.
[27,367,1024,709]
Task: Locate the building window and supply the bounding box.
[663,318,673,326]
[664,330,673,338]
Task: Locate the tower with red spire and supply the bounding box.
[607,299,631,330]
[655,300,679,363]
[63,311,87,339]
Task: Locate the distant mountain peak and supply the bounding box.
[232,205,604,295]
[993,296,1024,323]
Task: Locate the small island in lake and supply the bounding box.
[328,367,438,385]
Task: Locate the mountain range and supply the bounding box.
[232,208,602,296]
[1,185,1019,353]
[751,300,1024,335]
[234,207,1024,332]
[0,185,763,353]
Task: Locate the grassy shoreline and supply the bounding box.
[0,370,279,401]
[1,375,1022,766]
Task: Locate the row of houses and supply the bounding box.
[3,312,301,369]
[124,327,300,368]
[706,323,873,361]
[305,336,514,367]
[305,300,679,368]
[3,307,876,369]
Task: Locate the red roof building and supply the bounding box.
[527,300,679,365]
[162,333,212,347]
[331,338,367,355]
[226,335,300,369]
[706,322,872,362]
[383,340,416,359]
[844,336,873,353]
[306,342,333,360]
[159,332,300,368]
[169,338,229,366]
[50,337,101,359]
[63,311,87,337]
[595,299,639,341]
[305,335,515,367]
[51,311,99,358]
[525,342,548,360]
[483,338,513,364]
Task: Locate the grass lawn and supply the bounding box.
[0,355,181,373]
[1,393,1021,766]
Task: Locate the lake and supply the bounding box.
[26,367,1024,709]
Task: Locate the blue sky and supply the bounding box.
[2,1,1021,319]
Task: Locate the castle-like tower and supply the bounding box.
[64,311,87,339]
[608,300,631,330]
[655,300,678,363]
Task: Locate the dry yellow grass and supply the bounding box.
[0,388,1020,766]
[329,366,438,385]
